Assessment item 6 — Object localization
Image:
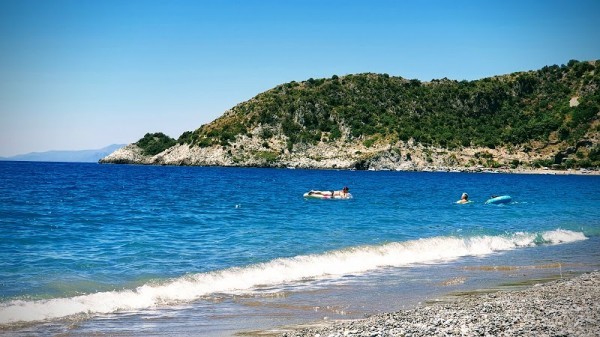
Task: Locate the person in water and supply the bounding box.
[457,192,469,204]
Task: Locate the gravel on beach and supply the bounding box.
[280,271,600,337]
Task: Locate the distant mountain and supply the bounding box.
[1,144,126,163]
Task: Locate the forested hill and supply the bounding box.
[102,60,599,170]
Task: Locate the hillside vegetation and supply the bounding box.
[132,60,599,169]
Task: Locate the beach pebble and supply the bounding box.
[281,272,600,337]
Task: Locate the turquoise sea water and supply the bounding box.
[0,161,599,336]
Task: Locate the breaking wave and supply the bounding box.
[0,229,586,325]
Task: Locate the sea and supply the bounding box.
[0,161,599,336]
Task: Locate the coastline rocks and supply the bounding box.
[98,144,151,164]
[99,138,598,174]
[279,272,600,337]
[100,143,240,166]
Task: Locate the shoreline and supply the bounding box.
[384,164,600,176]
[4,159,600,175]
[276,271,600,337]
[414,166,600,176]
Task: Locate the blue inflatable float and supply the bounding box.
[485,195,512,204]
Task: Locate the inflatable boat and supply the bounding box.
[485,195,512,204]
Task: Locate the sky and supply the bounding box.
[0,0,599,157]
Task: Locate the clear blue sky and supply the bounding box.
[1,0,598,156]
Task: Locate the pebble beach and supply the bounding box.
[280,272,600,337]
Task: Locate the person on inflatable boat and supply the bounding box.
[308,186,350,198]
[337,186,350,198]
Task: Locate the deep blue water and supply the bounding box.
[0,161,599,335]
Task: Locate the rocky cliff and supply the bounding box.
[99,131,598,171]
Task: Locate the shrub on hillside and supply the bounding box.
[136,132,176,156]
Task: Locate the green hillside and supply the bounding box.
[140,60,600,168]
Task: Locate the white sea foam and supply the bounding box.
[540,228,587,243]
[0,229,586,325]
